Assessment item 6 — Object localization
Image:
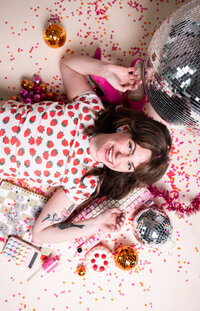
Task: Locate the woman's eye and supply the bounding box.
[129,142,132,153]
[128,162,132,170]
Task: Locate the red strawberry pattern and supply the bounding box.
[0,92,104,204]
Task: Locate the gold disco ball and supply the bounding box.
[44,24,66,48]
[114,245,138,271]
[76,265,86,277]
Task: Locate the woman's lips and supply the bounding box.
[106,146,113,164]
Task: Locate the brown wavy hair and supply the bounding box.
[82,105,172,200]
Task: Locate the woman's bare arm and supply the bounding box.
[32,188,125,244]
[60,54,141,101]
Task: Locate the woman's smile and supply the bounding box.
[106,146,114,164]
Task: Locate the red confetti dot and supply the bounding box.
[104,260,108,266]
[91,259,95,263]
[94,253,99,258]
[100,266,105,272]
[101,254,106,259]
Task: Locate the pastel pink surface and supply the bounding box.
[0,1,199,311]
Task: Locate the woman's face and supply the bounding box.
[90,129,152,173]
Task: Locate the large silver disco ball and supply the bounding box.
[133,207,172,247]
[144,0,200,135]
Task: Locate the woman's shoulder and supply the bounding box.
[71,91,104,111]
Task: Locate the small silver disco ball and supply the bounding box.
[144,0,200,135]
[133,208,172,247]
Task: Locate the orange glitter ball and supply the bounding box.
[43,24,66,48]
[76,265,86,277]
[114,245,138,271]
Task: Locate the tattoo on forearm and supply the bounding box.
[53,222,85,230]
[41,204,76,224]
[42,213,61,223]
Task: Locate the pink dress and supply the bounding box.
[0,92,104,204]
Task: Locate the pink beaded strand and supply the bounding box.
[148,185,200,216]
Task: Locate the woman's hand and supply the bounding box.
[104,63,142,93]
[61,54,142,99]
[95,208,126,234]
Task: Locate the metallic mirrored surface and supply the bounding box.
[144,0,200,135]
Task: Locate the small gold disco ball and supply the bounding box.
[114,246,138,271]
[43,24,66,48]
[76,265,86,277]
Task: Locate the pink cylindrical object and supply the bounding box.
[42,256,59,273]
